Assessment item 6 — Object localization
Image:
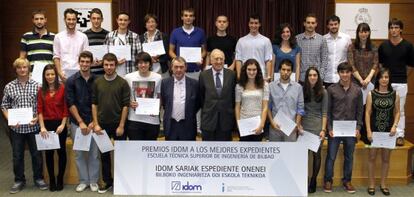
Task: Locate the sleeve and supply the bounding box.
[320,37,329,80]
[135,34,142,54]
[347,44,355,70]
[355,90,363,131]
[20,35,28,52]
[82,34,89,51]
[200,29,206,45]
[53,35,61,59]
[61,85,69,117]
[235,39,243,61]
[65,77,75,107]
[321,89,328,116]
[37,88,44,114]
[268,83,273,112]
[235,84,242,102]
[263,82,269,101]
[1,85,11,110]
[264,39,273,62]
[199,72,205,108]
[407,42,414,66]
[372,47,379,70]
[121,80,131,107]
[206,37,212,52]
[296,86,305,116]
[327,88,333,131]
[169,29,177,45]
[378,43,384,64]
[103,33,110,45]
[91,81,98,105]
[160,79,166,109]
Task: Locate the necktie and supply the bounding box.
[215,72,222,96]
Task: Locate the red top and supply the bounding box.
[37,84,69,120]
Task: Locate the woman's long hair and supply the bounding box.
[303,67,324,103]
[374,67,393,92]
[273,23,297,48]
[238,59,264,89]
[354,23,372,51]
[41,64,60,97]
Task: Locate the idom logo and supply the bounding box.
[171,181,202,193]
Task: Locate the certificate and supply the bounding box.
[273,112,296,136]
[31,62,48,84]
[297,130,321,153]
[237,116,261,137]
[35,132,61,150]
[88,45,108,60]
[371,132,397,149]
[7,108,33,126]
[63,69,78,78]
[73,128,92,151]
[109,45,132,61]
[273,73,296,82]
[92,130,114,153]
[179,47,201,63]
[361,82,374,105]
[142,41,166,56]
[333,120,356,137]
[135,98,160,115]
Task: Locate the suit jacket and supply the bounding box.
[161,76,200,139]
[199,68,236,131]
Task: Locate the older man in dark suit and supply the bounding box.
[199,49,236,141]
[161,57,200,140]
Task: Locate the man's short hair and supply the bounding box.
[304,13,317,22]
[102,53,118,65]
[32,9,46,18]
[337,62,352,72]
[78,51,93,62]
[171,56,187,66]
[280,59,293,70]
[13,58,31,70]
[144,14,158,24]
[64,8,78,19]
[388,18,404,29]
[136,52,153,69]
[117,11,130,19]
[90,8,103,18]
[216,15,228,21]
[181,8,195,16]
[326,15,340,24]
[249,13,261,22]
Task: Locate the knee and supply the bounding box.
[381,155,390,164]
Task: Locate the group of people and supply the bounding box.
[2,6,413,196]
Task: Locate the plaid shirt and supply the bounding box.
[104,29,142,74]
[1,79,40,133]
[296,33,328,82]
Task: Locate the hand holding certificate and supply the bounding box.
[109,45,132,61]
[142,41,166,56]
[237,116,261,137]
[8,108,33,126]
[273,112,296,136]
[179,47,202,63]
[92,130,114,153]
[371,132,397,149]
[297,131,321,152]
[333,120,357,137]
[73,128,92,151]
[134,98,160,115]
[35,131,60,150]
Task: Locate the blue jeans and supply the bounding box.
[324,136,356,183]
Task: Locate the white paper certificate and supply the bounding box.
[63,69,78,78]
[273,73,296,82]
[274,112,296,136]
[88,45,108,60]
[35,132,61,150]
[333,120,357,137]
[179,47,202,63]
[361,82,374,105]
[7,108,33,126]
[371,132,397,149]
[31,62,48,84]
[73,128,92,151]
[238,116,261,137]
[92,130,114,153]
[297,131,321,152]
[135,98,160,115]
[142,41,166,56]
[109,45,132,61]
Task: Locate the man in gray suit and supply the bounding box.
[199,49,236,141]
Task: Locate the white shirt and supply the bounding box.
[212,68,224,87]
[323,31,351,83]
[182,26,194,35]
[172,76,186,121]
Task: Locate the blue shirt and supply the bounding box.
[268,80,305,121]
[272,44,300,72]
[170,27,206,72]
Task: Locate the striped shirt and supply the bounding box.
[20,29,55,68]
[296,33,328,82]
[84,28,109,75]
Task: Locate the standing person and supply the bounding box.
[65,51,100,192]
[84,8,109,76]
[378,18,414,146]
[125,52,162,140]
[169,8,206,80]
[301,67,328,193]
[1,58,48,194]
[235,59,269,141]
[267,59,304,142]
[199,49,236,141]
[324,15,351,87]
[323,62,363,194]
[206,15,237,70]
[296,13,328,83]
[53,8,89,81]
[92,53,130,193]
[235,13,273,80]
[104,12,142,76]
[161,57,200,140]
[20,9,55,70]
[37,64,68,192]
[272,23,301,81]
[366,68,400,196]
[139,14,169,77]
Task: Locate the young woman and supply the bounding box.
[272,23,301,81]
[235,59,269,141]
[301,67,328,193]
[365,68,400,196]
[38,64,68,191]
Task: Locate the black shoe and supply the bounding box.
[98,184,112,194]
[49,178,56,192]
[308,178,317,193]
[380,186,390,196]
[367,187,375,195]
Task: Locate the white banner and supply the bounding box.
[114,141,307,196]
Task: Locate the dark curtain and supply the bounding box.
[120,0,328,42]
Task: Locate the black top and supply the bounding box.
[370,89,396,132]
[84,28,109,75]
[207,34,237,65]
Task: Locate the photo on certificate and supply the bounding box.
[132,81,156,98]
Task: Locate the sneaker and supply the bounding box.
[90,183,99,192]
[98,184,112,194]
[76,183,88,192]
[323,181,332,193]
[10,182,25,194]
[34,179,48,190]
[343,182,356,194]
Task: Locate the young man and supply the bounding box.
[323,62,363,194]
[206,15,237,70]
[1,58,48,194]
[323,15,351,87]
[20,9,55,70]
[84,8,109,76]
[235,13,273,80]
[378,18,414,146]
[267,59,304,142]
[104,12,141,77]
[53,8,89,81]
[169,8,207,80]
[296,13,328,83]
[92,53,130,193]
[65,51,99,192]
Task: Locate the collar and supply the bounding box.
[174,76,186,84]
[114,29,131,37]
[212,68,224,76]
[302,32,316,39]
[31,28,51,36]
[74,71,95,80]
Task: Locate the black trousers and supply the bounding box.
[126,120,159,140]
[44,120,67,184]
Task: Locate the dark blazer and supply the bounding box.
[139,32,170,73]
[199,68,236,131]
[161,76,200,139]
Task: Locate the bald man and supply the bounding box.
[199,49,236,141]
